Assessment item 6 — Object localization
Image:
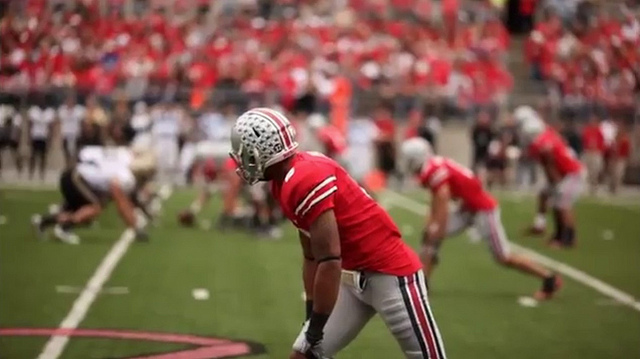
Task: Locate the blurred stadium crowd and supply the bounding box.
[0,0,639,193]
[525,1,640,120]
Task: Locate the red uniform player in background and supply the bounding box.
[230,108,446,359]
[515,106,585,248]
[177,157,242,228]
[400,137,562,300]
[307,114,348,163]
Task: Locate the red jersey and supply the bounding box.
[613,136,631,159]
[317,126,347,158]
[418,157,497,212]
[582,124,605,153]
[271,152,421,276]
[529,128,583,177]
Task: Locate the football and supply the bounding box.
[177,210,195,227]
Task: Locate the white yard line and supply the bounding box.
[37,186,173,359]
[37,229,136,359]
[383,190,640,313]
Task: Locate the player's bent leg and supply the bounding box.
[476,209,513,263]
[552,172,584,247]
[370,271,446,359]
[478,209,562,298]
[527,188,550,235]
[293,284,375,358]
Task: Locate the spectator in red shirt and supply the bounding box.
[581,115,605,194]
[373,102,397,180]
[608,123,631,194]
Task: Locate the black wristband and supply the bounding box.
[305,311,329,345]
[317,255,340,264]
[305,300,313,320]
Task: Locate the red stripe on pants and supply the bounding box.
[407,276,439,359]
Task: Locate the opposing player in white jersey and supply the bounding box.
[31,144,157,244]
[151,102,181,183]
[130,101,152,146]
[27,105,55,180]
[0,105,23,176]
[57,96,86,167]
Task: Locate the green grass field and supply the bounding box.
[1,187,639,359]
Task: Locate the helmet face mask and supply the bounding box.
[229,108,298,185]
[230,132,264,185]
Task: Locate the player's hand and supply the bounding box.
[292,321,324,359]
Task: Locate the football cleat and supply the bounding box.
[524,225,545,236]
[534,274,563,300]
[53,225,80,245]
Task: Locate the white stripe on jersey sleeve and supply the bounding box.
[300,186,338,217]
[429,167,449,188]
[295,176,337,216]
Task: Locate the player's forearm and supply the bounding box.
[306,259,341,340]
[427,194,449,240]
[302,258,317,299]
[311,260,341,315]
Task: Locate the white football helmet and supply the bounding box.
[514,105,546,142]
[400,137,433,174]
[230,108,298,184]
[130,149,157,185]
[307,113,327,131]
[513,105,538,125]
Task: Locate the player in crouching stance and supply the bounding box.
[31,145,156,244]
[515,106,585,248]
[401,138,562,300]
[230,108,446,359]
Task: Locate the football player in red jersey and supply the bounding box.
[177,156,243,229]
[308,114,348,163]
[515,107,585,248]
[401,138,562,300]
[230,108,447,359]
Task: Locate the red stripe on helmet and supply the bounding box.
[252,108,293,148]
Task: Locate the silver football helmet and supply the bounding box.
[400,137,433,174]
[230,108,298,184]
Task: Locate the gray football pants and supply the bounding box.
[294,270,446,358]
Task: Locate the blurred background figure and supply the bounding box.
[151,102,181,184]
[471,110,495,185]
[581,115,604,195]
[0,105,23,177]
[57,95,85,167]
[609,122,631,194]
[307,113,347,165]
[27,104,55,181]
[373,102,398,185]
[130,101,152,147]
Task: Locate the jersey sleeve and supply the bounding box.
[284,164,338,226]
[419,161,450,192]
